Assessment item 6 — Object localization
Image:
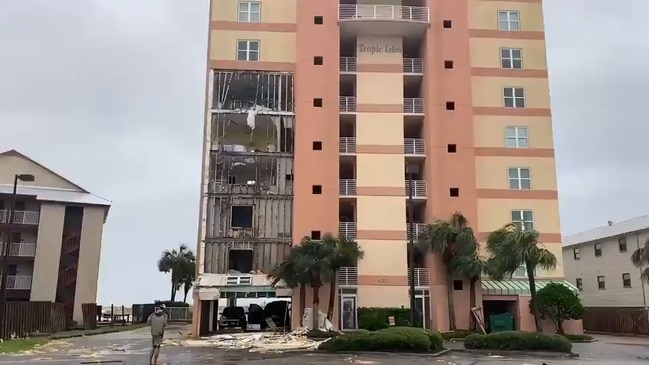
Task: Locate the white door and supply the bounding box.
[414,295,426,328]
[340,295,358,330]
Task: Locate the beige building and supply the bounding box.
[563,217,649,309]
[192,0,575,335]
[0,150,110,324]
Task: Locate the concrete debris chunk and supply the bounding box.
[183,329,331,353]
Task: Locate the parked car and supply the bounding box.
[219,306,247,329]
[263,300,291,329]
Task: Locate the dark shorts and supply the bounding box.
[152,335,163,347]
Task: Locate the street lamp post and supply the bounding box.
[0,174,35,339]
[406,164,419,327]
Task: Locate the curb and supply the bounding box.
[449,348,579,358]
[317,349,451,357]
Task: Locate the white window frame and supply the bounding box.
[238,1,261,23]
[236,40,260,62]
[498,10,520,31]
[503,87,525,108]
[511,210,533,231]
[597,275,605,290]
[500,48,523,69]
[508,167,531,190]
[505,126,528,148]
[576,278,583,291]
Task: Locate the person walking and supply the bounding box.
[147,304,169,365]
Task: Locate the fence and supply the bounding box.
[2,302,66,339]
[583,307,649,335]
[132,303,192,323]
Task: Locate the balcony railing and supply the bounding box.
[404,98,424,114]
[337,266,358,286]
[339,4,430,23]
[0,210,40,225]
[339,179,357,196]
[1,275,32,290]
[408,268,430,287]
[340,57,357,72]
[403,58,424,74]
[406,180,427,198]
[340,96,357,112]
[339,222,357,240]
[406,223,426,240]
[1,242,36,257]
[404,138,425,155]
[339,137,356,154]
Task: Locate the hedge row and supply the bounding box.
[464,331,572,353]
[319,327,444,353]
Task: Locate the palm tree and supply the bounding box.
[299,238,336,330]
[158,244,195,302]
[322,233,364,321]
[268,245,309,322]
[181,253,196,302]
[486,223,557,332]
[418,212,478,331]
[451,251,488,331]
[631,239,649,284]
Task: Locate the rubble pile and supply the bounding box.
[184,329,330,353]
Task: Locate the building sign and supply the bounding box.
[358,43,402,55]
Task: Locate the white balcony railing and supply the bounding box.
[339,222,357,240]
[339,179,357,196]
[404,98,424,114]
[406,180,427,198]
[403,58,424,74]
[404,138,425,155]
[339,4,430,23]
[408,268,430,287]
[340,57,357,72]
[1,242,36,257]
[1,275,33,290]
[337,266,358,286]
[340,96,357,112]
[406,223,426,240]
[0,210,40,225]
[339,137,356,154]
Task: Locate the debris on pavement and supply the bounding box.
[182,329,331,353]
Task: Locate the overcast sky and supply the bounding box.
[0,0,646,305]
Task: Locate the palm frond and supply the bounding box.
[641,267,649,284]
[631,241,649,268]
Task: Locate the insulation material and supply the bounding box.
[212,71,294,113]
[203,241,292,274]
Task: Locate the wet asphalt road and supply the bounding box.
[0,325,647,364]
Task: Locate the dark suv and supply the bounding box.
[219,306,247,329]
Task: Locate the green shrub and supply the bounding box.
[441,330,476,341]
[306,330,341,339]
[319,327,443,353]
[464,331,572,353]
[357,307,411,331]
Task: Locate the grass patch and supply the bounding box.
[0,338,49,353]
[464,331,572,353]
[441,330,477,341]
[319,326,444,353]
[49,323,148,339]
[561,334,595,342]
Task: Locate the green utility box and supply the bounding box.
[489,313,514,333]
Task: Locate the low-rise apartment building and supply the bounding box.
[0,149,111,324]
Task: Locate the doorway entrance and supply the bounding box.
[339,288,358,330]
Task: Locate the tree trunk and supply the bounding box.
[170,279,176,301]
[312,283,321,331]
[556,320,565,335]
[299,284,306,327]
[183,286,189,302]
[469,277,477,331]
[327,272,337,320]
[527,263,543,332]
[446,270,457,331]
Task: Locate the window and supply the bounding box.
[594,242,602,257]
[511,210,533,231]
[236,40,260,61]
[619,237,628,252]
[597,275,605,290]
[313,56,323,65]
[312,141,322,150]
[313,98,323,107]
[445,101,455,110]
[573,247,580,260]
[498,10,520,31]
[238,1,260,22]
[508,167,531,190]
[447,144,457,153]
[453,280,463,290]
[449,187,459,197]
[312,185,322,194]
[623,273,632,288]
[501,48,522,69]
[231,205,253,228]
[314,16,323,24]
[504,87,525,108]
[576,278,583,291]
[506,126,528,148]
[443,20,452,28]
[444,60,454,69]
[311,230,321,240]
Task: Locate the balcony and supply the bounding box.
[406,223,426,240]
[338,4,430,37]
[408,268,430,287]
[339,222,357,240]
[1,242,36,257]
[340,57,357,73]
[404,98,424,114]
[339,179,357,196]
[337,266,358,286]
[403,58,423,74]
[404,138,425,156]
[406,180,427,198]
[339,137,356,154]
[340,96,357,113]
[0,210,40,225]
[2,275,32,290]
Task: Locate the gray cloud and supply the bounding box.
[0,0,645,304]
